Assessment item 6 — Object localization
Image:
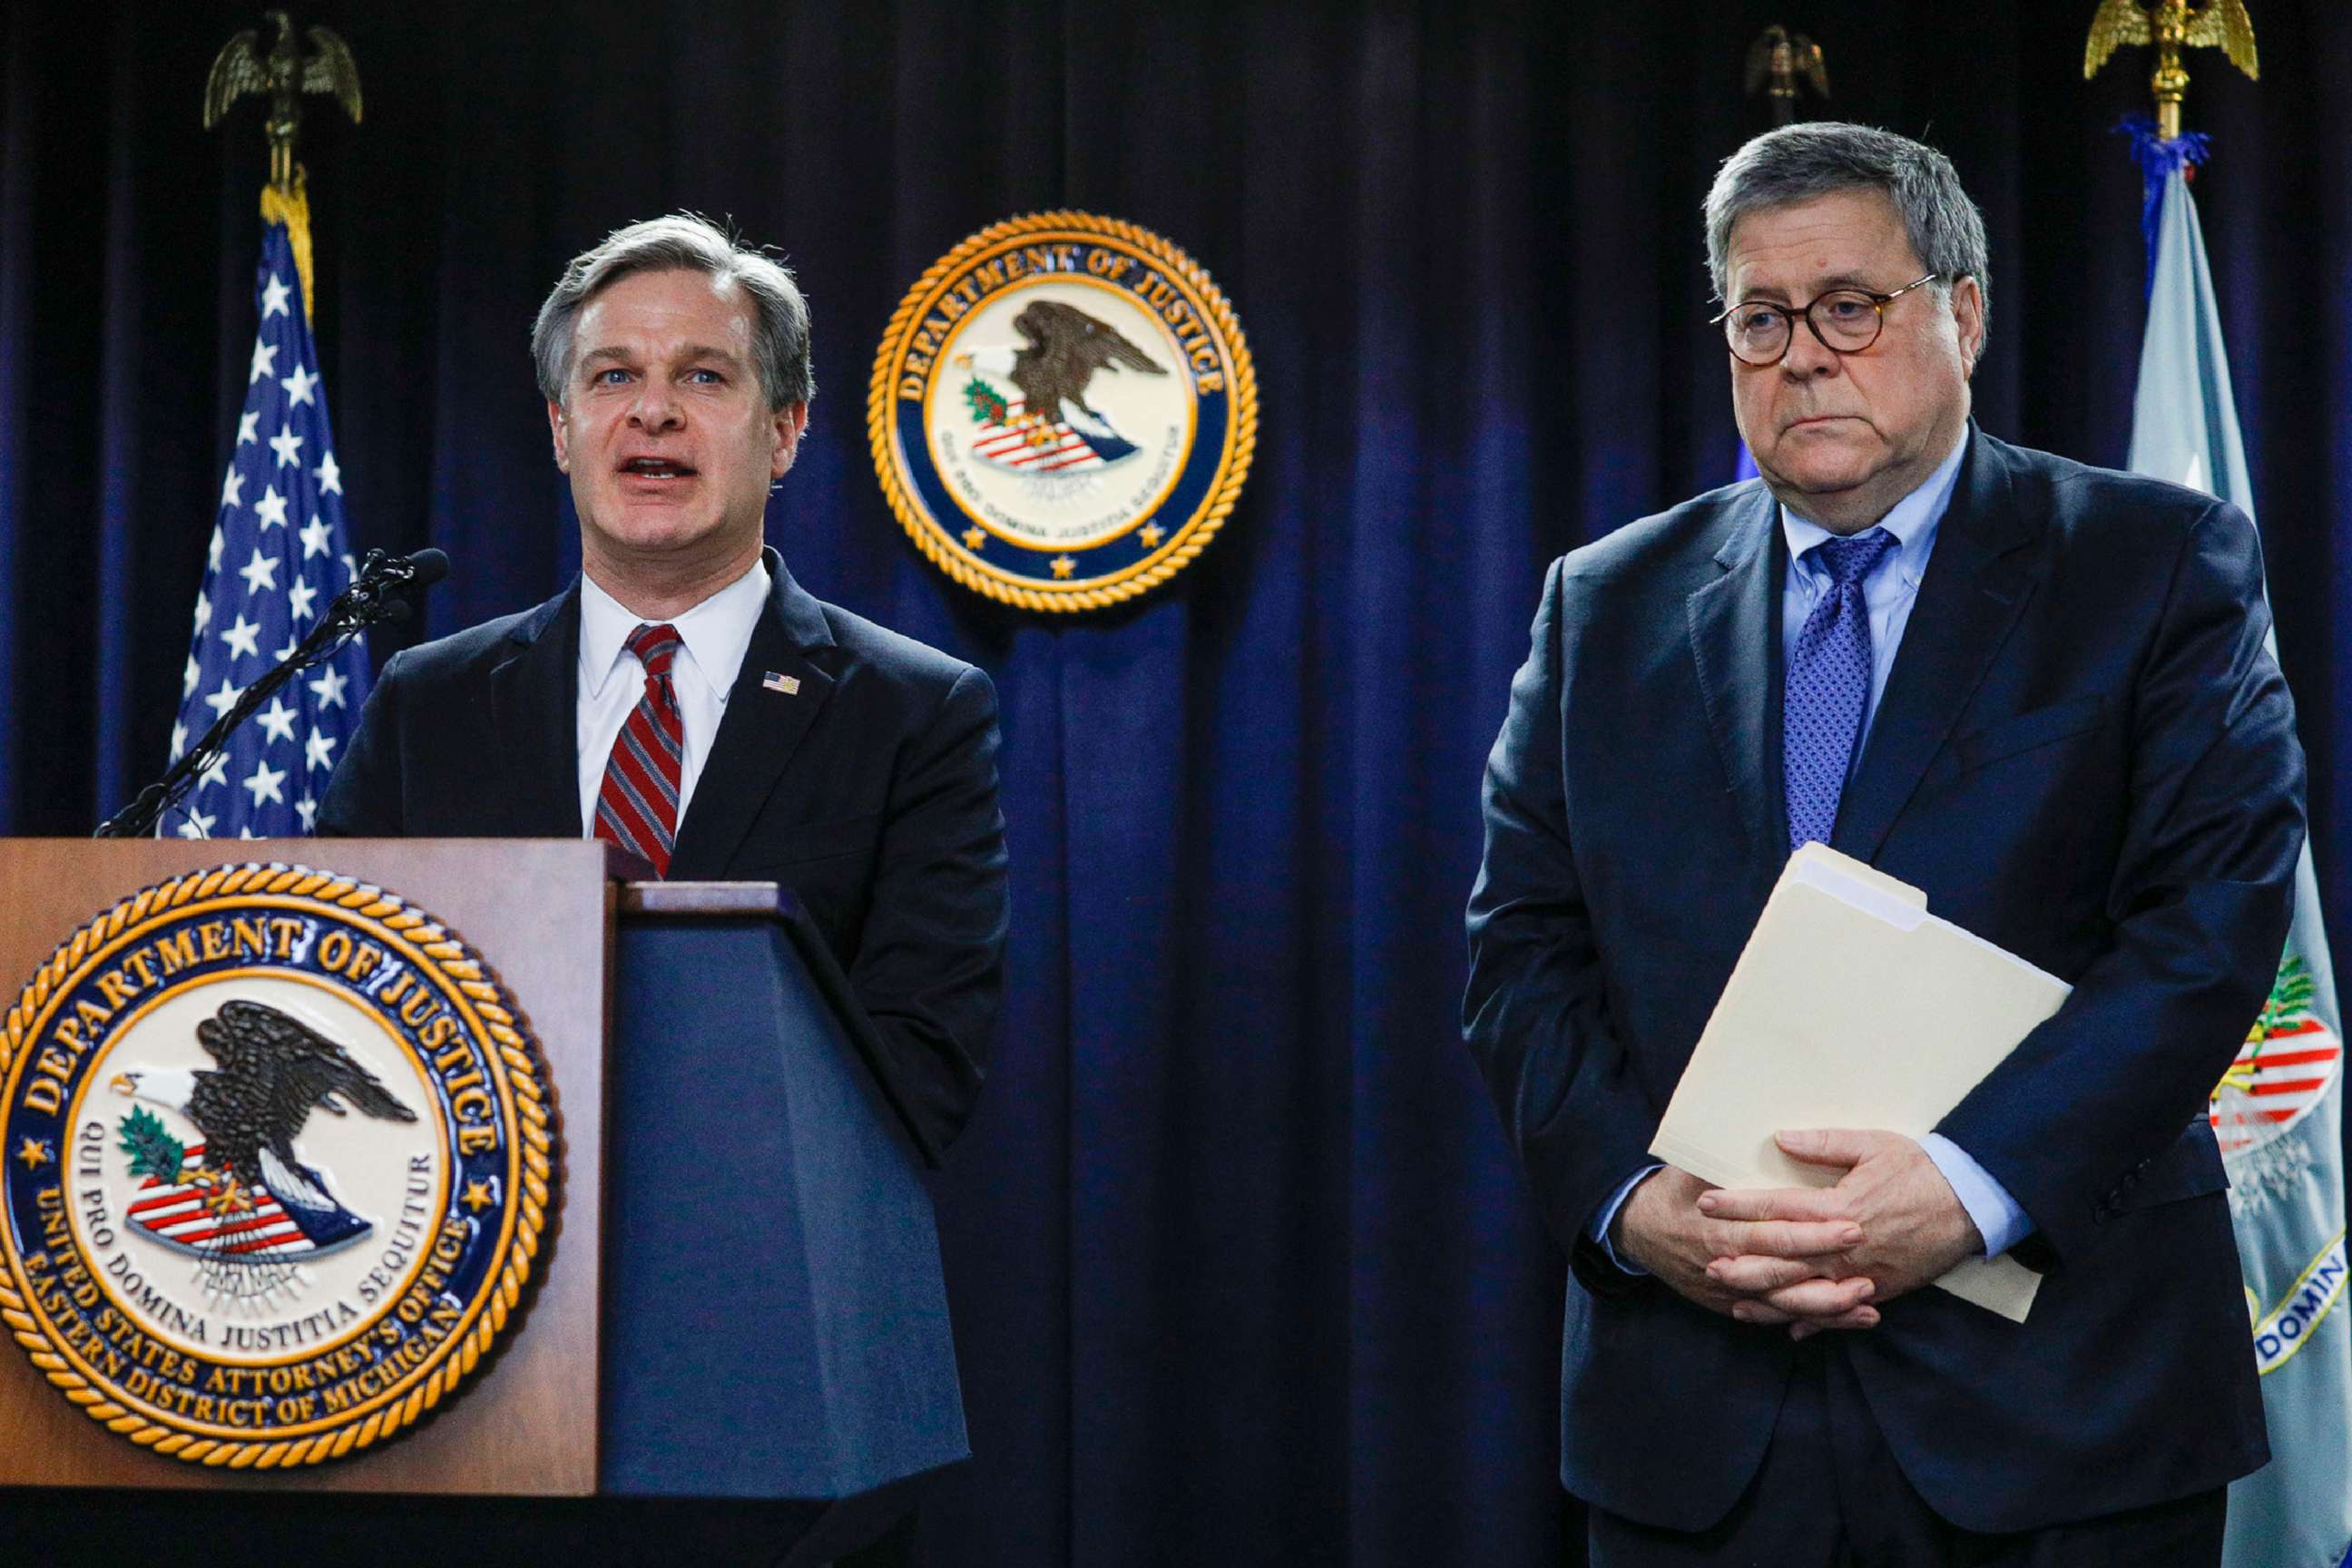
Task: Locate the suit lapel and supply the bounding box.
[1831,429,2045,864]
[667,551,838,878]
[490,583,585,838]
[1687,484,1788,881]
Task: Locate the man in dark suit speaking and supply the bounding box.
[322,213,1009,1168]
[1464,123,2302,1563]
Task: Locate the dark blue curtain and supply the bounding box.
[5,3,2350,1563]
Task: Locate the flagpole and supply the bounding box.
[2083,0,2259,146]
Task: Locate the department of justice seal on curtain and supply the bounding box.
[869,211,1257,612]
[0,864,552,1465]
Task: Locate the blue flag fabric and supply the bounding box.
[167,214,368,839]
[2128,159,2352,1568]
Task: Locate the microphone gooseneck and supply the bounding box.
[94,547,451,839]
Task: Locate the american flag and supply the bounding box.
[166,215,369,839]
[125,1142,320,1259]
[970,398,1116,473]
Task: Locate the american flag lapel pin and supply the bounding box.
[762,671,800,696]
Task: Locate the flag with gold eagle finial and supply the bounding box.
[164,187,370,839]
[2119,118,2352,1568]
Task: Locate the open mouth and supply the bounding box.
[619,456,698,480]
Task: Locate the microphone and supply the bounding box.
[405,547,450,587]
[95,545,453,838]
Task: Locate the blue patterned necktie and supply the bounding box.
[1783,527,1898,850]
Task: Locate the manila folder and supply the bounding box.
[1648,843,2069,1322]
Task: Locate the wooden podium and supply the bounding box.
[0,839,966,1563]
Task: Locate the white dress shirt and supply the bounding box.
[576,557,770,838]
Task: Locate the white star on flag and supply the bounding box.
[220,470,245,510]
[209,527,226,570]
[280,363,319,407]
[220,613,262,661]
[268,426,303,468]
[238,411,260,445]
[299,514,332,559]
[238,548,279,595]
[314,450,342,495]
[304,728,338,773]
[260,273,292,319]
[256,696,299,744]
[249,339,278,385]
[202,677,245,720]
[182,653,201,698]
[170,720,187,762]
[176,808,217,840]
[192,595,213,634]
[242,760,289,808]
[253,485,289,529]
[308,665,349,710]
[287,578,318,622]
[295,796,319,832]
[196,750,230,792]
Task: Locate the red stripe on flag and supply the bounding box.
[2245,1046,2340,1070]
[1013,436,1087,461]
[2249,1077,2328,1097]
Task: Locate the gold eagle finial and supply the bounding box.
[1745,24,1829,126]
[203,10,363,192]
[2084,0,2257,142]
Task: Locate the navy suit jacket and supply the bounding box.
[1464,430,2303,1532]
[320,547,1009,1163]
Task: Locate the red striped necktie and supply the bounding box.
[593,622,686,877]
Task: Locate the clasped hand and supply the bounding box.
[1611,1129,1982,1341]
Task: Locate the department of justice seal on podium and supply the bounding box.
[870,211,1257,612]
[0,864,552,1465]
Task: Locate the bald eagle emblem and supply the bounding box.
[111,999,416,1276]
[955,300,1167,475]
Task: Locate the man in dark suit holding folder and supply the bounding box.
[1465,122,2302,1563]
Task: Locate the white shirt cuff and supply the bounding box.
[1921,1132,2034,1258]
[1591,1163,1665,1275]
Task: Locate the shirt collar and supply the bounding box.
[1780,428,1969,591]
[579,556,772,701]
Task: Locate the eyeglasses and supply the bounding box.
[1710,274,1944,366]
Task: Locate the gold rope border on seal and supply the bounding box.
[867,210,1259,613]
[0,863,554,1467]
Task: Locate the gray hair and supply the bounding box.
[532,213,816,410]
[1703,122,1989,333]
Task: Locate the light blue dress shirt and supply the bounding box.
[1595,433,2034,1269]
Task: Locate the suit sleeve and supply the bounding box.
[1465,560,1664,1271]
[851,664,1010,1159]
[1936,502,2305,1265]
[318,650,408,837]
